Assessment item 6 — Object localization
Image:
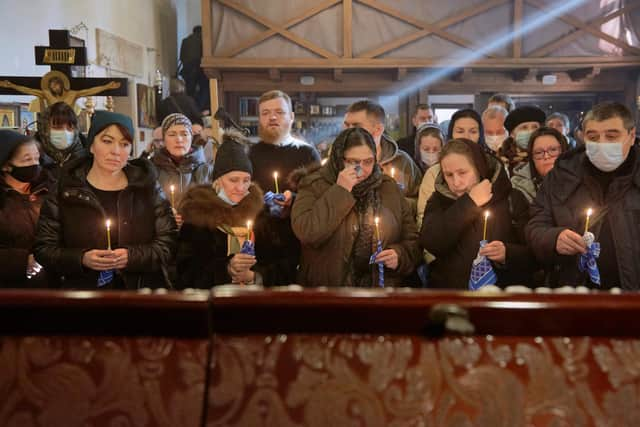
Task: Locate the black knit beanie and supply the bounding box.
[212,131,253,180]
[87,111,135,146]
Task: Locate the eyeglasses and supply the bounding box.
[344,157,375,167]
[532,146,561,160]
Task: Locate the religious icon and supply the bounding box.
[0,109,15,128]
[0,70,121,108]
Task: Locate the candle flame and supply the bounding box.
[586,208,593,216]
[170,184,175,193]
[273,171,278,179]
[374,216,379,225]
[247,220,252,228]
[320,158,328,165]
[106,219,111,228]
[484,210,490,219]
[391,167,395,177]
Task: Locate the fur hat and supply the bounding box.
[504,106,546,133]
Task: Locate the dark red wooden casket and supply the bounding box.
[0,288,639,426]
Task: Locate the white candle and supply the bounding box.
[482,211,490,241]
[169,184,176,208]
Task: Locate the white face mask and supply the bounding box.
[420,151,439,167]
[585,141,627,172]
[485,134,507,152]
[217,187,237,206]
[49,129,75,150]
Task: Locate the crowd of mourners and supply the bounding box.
[1,90,638,290]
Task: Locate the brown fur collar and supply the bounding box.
[288,163,322,192]
[179,183,264,231]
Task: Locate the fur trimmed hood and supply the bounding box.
[179,183,264,231]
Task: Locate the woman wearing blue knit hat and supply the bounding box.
[34,111,178,289]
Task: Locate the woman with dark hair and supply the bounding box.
[511,127,570,203]
[37,101,89,175]
[0,130,53,287]
[176,131,264,288]
[420,139,533,289]
[291,127,421,287]
[35,111,178,289]
[417,109,485,225]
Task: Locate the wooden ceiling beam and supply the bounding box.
[527,0,640,57]
[343,0,353,58]
[202,56,640,69]
[357,0,508,58]
[528,2,640,58]
[217,0,339,58]
[513,0,524,58]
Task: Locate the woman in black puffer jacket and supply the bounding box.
[34,111,178,289]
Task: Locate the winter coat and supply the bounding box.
[151,146,214,206]
[176,183,264,288]
[0,171,53,287]
[291,165,421,287]
[421,153,534,289]
[510,162,538,203]
[526,146,640,290]
[34,155,178,289]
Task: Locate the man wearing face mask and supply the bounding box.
[526,102,638,289]
[0,130,53,287]
[37,102,89,177]
[498,106,546,175]
[482,105,509,155]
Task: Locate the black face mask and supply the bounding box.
[9,164,42,183]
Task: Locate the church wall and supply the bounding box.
[0,0,178,154]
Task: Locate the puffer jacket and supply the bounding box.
[151,146,214,205]
[176,183,264,288]
[291,165,421,287]
[421,152,534,289]
[34,155,178,289]
[0,170,53,287]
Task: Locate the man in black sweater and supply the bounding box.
[249,90,320,285]
[526,102,639,289]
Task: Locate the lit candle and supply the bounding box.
[106,219,112,250]
[374,216,381,241]
[585,208,593,234]
[482,211,490,241]
[390,167,395,179]
[169,184,176,208]
[273,171,280,194]
[246,220,253,242]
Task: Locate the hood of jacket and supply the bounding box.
[152,145,208,174]
[379,134,401,166]
[434,151,511,202]
[179,183,264,231]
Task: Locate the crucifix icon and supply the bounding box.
[0,29,127,109]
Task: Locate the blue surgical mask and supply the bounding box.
[217,188,237,206]
[514,130,532,150]
[49,129,75,150]
[586,141,626,172]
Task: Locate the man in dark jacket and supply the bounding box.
[526,102,638,289]
[249,90,320,285]
[396,104,437,155]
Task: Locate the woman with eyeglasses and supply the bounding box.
[291,127,421,287]
[511,127,569,203]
